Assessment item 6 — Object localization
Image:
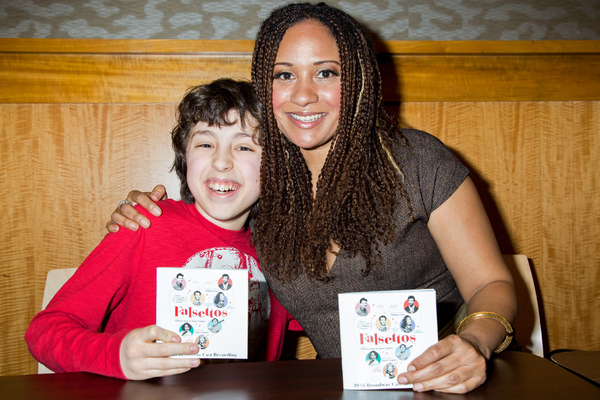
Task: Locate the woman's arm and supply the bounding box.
[397,176,517,394]
[107,185,168,232]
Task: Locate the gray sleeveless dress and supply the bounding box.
[266,129,470,358]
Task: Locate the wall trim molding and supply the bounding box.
[1,39,599,54]
[1,39,599,103]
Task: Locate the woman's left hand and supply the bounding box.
[396,334,487,394]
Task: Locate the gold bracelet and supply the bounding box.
[456,312,514,353]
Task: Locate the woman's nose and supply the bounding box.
[290,78,318,106]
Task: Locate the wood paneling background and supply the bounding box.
[399,101,600,356]
[1,39,599,376]
[0,103,182,375]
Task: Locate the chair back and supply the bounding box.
[503,254,545,357]
[38,268,77,374]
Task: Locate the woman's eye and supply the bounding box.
[236,145,253,152]
[274,71,293,80]
[317,69,339,79]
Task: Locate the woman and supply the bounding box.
[367,351,379,366]
[401,316,414,333]
[197,335,208,350]
[214,292,226,308]
[385,363,396,379]
[108,3,516,394]
[180,323,192,337]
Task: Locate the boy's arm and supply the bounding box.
[26,233,135,378]
[26,311,129,378]
[27,299,199,380]
[25,228,199,379]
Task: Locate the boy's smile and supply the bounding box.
[185,112,261,231]
[206,179,240,193]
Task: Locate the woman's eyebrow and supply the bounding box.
[274,60,341,66]
[315,60,341,66]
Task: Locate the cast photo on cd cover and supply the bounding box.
[339,289,438,390]
[157,267,249,359]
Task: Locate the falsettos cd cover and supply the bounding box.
[157,267,249,359]
[338,289,437,390]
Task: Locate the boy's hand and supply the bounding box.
[107,185,167,233]
[119,325,200,380]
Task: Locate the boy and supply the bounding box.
[25,79,268,380]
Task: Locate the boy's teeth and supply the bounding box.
[291,113,325,122]
[209,183,236,192]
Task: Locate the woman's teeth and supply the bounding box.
[290,113,325,122]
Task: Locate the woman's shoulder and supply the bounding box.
[392,128,461,170]
[393,128,470,211]
[397,128,451,154]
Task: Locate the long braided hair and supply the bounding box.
[252,2,411,282]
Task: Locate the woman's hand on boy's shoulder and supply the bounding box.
[119,325,200,380]
[107,185,167,233]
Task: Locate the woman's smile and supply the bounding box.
[288,112,326,123]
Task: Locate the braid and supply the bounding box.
[252,2,412,282]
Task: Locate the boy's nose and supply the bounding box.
[211,151,233,172]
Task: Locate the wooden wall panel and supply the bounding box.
[539,102,600,349]
[0,104,180,375]
[398,102,545,255]
[0,105,36,376]
[399,101,600,354]
[0,54,251,104]
[382,54,600,102]
[3,39,600,103]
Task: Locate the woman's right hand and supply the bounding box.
[107,185,168,233]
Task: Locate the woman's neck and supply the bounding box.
[299,143,339,272]
[300,144,330,195]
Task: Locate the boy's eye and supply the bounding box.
[196,143,213,148]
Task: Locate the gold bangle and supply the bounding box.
[456,312,514,354]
